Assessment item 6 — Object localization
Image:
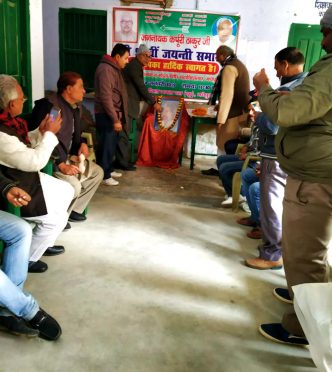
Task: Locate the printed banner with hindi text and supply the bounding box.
[111,7,240,100]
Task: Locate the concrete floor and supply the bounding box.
[0,158,315,372]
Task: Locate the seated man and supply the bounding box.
[218,122,259,207]
[0,171,61,341]
[0,74,74,273]
[238,167,261,239]
[29,72,103,223]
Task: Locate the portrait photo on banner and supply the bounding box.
[211,16,238,50]
[113,9,138,43]
[154,98,184,134]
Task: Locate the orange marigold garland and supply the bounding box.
[157,96,184,131]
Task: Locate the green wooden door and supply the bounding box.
[0,0,31,111]
[59,8,107,92]
[288,23,325,71]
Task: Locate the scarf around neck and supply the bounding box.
[0,111,29,144]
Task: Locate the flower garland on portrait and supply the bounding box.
[157,96,184,131]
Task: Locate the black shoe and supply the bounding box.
[259,323,308,346]
[28,260,48,273]
[118,165,136,171]
[273,288,293,304]
[201,168,219,176]
[63,222,71,231]
[43,245,65,257]
[28,308,62,341]
[0,315,39,337]
[68,211,87,222]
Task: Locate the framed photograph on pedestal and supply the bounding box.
[154,97,184,134]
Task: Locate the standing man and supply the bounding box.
[120,44,162,168]
[253,7,332,345]
[94,43,130,186]
[29,72,103,223]
[202,45,249,176]
[245,47,307,270]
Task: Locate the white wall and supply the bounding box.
[29,0,44,101]
[40,0,324,92]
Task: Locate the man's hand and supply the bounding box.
[239,145,248,161]
[114,122,122,132]
[253,68,270,91]
[153,102,162,112]
[6,187,31,207]
[58,162,79,176]
[78,143,89,159]
[39,113,62,135]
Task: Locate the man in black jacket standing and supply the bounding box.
[117,44,161,168]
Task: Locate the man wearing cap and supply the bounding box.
[253,7,332,346]
[119,44,161,168]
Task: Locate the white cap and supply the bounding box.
[136,44,150,56]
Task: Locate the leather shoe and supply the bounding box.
[43,245,65,256]
[28,308,62,341]
[0,315,39,337]
[63,222,71,231]
[237,217,257,227]
[201,168,219,176]
[246,227,262,239]
[28,260,48,273]
[69,211,87,222]
[245,257,283,270]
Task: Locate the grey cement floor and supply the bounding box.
[0,158,315,372]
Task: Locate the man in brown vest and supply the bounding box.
[202,46,250,176]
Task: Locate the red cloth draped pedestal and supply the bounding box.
[136,107,189,169]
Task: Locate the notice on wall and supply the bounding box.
[314,0,332,17]
[110,7,240,100]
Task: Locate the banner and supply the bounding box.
[111,7,240,100]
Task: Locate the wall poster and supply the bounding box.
[110,7,240,100]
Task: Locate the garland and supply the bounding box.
[157,96,184,131]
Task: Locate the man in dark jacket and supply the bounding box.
[124,44,161,128]
[0,170,62,341]
[29,72,103,223]
[94,43,130,186]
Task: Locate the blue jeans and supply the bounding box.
[95,113,120,179]
[217,154,243,196]
[0,211,39,320]
[241,167,260,224]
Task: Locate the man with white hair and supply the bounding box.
[253,7,332,345]
[114,44,162,170]
[0,74,74,273]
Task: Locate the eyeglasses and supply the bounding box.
[121,20,133,24]
[12,96,27,104]
[143,54,152,59]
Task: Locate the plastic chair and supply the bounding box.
[81,132,96,162]
[231,144,261,211]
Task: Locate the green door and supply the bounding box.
[59,8,107,92]
[288,23,325,71]
[0,0,31,111]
